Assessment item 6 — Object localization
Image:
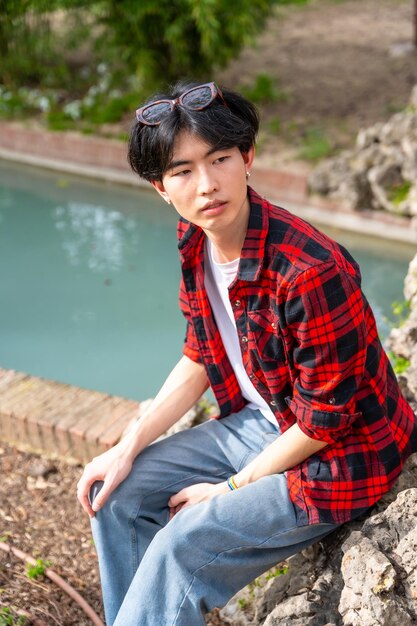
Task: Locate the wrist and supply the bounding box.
[217,481,231,495]
[116,433,141,462]
[227,475,239,491]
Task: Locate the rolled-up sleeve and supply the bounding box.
[179,278,202,364]
[284,260,366,444]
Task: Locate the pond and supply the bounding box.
[0,160,415,401]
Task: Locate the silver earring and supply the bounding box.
[246,171,251,180]
[165,197,171,205]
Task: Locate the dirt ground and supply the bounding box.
[0,443,225,626]
[0,444,103,625]
[218,0,417,168]
[2,1,417,624]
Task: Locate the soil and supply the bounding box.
[0,443,103,625]
[2,1,417,624]
[217,0,417,169]
[0,443,224,626]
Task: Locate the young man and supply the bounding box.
[77,81,417,626]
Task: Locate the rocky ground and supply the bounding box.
[309,84,417,218]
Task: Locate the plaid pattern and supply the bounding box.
[178,187,417,525]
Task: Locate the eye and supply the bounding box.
[215,155,229,164]
[173,169,191,177]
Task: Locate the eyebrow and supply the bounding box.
[167,145,225,171]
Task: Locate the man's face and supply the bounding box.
[152,130,254,237]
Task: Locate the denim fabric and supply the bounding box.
[90,407,338,625]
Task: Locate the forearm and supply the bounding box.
[121,355,209,460]
[234,422,328,487]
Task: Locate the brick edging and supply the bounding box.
[0,367,139,463]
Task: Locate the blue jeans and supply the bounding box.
[90,407,338,626]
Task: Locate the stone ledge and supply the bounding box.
[0,367,139,463]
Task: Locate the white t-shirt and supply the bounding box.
[204,237,280,431]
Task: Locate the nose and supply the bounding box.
[197,166,218,195]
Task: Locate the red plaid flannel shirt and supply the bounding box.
[178,187,417,525]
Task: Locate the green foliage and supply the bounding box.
[384,101,405,115]
[392,299,411,322]
[389,353,411,375]
[241,74,290,105]
[298,126,334,161]
[0,607,26,626]
[387,181,412,207]
[237,598,250,609]
[265,564,289,580]
[387,299,411,375]
[26,558,50,580]
[96,1,283,90]
[1,0,306,92]
[0,0,310,127]
[0,3,94,89]
[46,109,78,131]
[81,91,139,125]
[269,115,282,134]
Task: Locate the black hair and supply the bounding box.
[128,80,259,182]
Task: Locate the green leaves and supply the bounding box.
[0,607,26,626]
[26,558,51,580]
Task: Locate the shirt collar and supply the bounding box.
[177,186,269,282]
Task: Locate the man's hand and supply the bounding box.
[77,442,134,518]
[168,481,229,520]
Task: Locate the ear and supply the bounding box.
[151,180,171,204]
[242,144,255,173]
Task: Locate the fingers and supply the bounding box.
[169,503,185,520]
[77,470,105,518]
[77,477,97,518]
[168,487,188,508]
[80,491,95,518]
[90,481,110,513]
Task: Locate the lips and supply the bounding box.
[201,200,227,212]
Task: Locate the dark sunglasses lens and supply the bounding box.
[181,86,213,109]
[142,102,172,124]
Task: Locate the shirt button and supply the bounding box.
[328,397,336,405]
[270,400,277,407]
[234,300,241,308]
[249,373,255,380]
[271,322,276,329]
[241,336,248,344]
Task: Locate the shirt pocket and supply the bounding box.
[247,308,287,365]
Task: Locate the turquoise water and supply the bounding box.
[0,160,415,401]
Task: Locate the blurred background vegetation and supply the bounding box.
[0,0,308,134]
[1,0,416,163]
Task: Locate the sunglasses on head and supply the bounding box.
[135,82,227,126]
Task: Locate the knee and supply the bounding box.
[90,475,141,527]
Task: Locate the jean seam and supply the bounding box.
[193,521,339,578]
[171,524,302,625]
[129,514,140,575]
[172,578,195,626]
